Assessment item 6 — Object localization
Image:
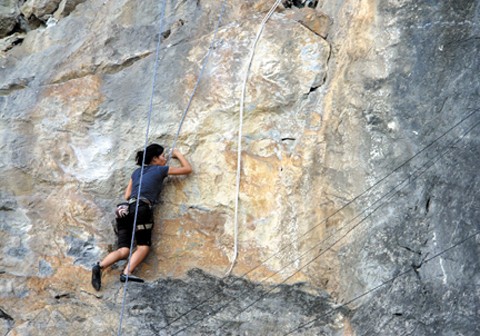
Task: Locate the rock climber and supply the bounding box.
[91,144,192,291]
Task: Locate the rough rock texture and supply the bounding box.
[120,269,348,336]
[0,0,20,38]
[321,1,480,334]
[0,0,479,335]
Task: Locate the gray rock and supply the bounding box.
[121,269,347,335]
[53,0,86,19]
[65,235,100,267]
[325,0,480,334]
[20,0,63,21]
[0,308,14,336]
[0,0,19,38]
[38,259,54,277]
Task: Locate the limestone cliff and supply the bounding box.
[1,0,479,335]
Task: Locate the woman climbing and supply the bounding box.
[91,144,192,291]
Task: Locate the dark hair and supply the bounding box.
[136,144,164,165]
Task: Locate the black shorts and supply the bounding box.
[116,202,153,248]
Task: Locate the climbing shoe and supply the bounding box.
[120,273,144,283]
[91,263,102,291]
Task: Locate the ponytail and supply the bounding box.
[135,144,164,166]
[135,150,144,166]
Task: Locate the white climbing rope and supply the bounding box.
[168,0,227,162]
[225,0,283,276]
[117,0,168,335]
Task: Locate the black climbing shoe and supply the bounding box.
[91,263,102,291]
[120,273,144,283]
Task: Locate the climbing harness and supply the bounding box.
[226,0,283,276]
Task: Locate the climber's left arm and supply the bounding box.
[124,179,133,200]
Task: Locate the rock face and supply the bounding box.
[0,0,479,335]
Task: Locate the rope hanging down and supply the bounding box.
[117,0,168,335]
[168,0,227,162]
[226,0,283,277]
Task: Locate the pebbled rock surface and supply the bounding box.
[0,0,479,335]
